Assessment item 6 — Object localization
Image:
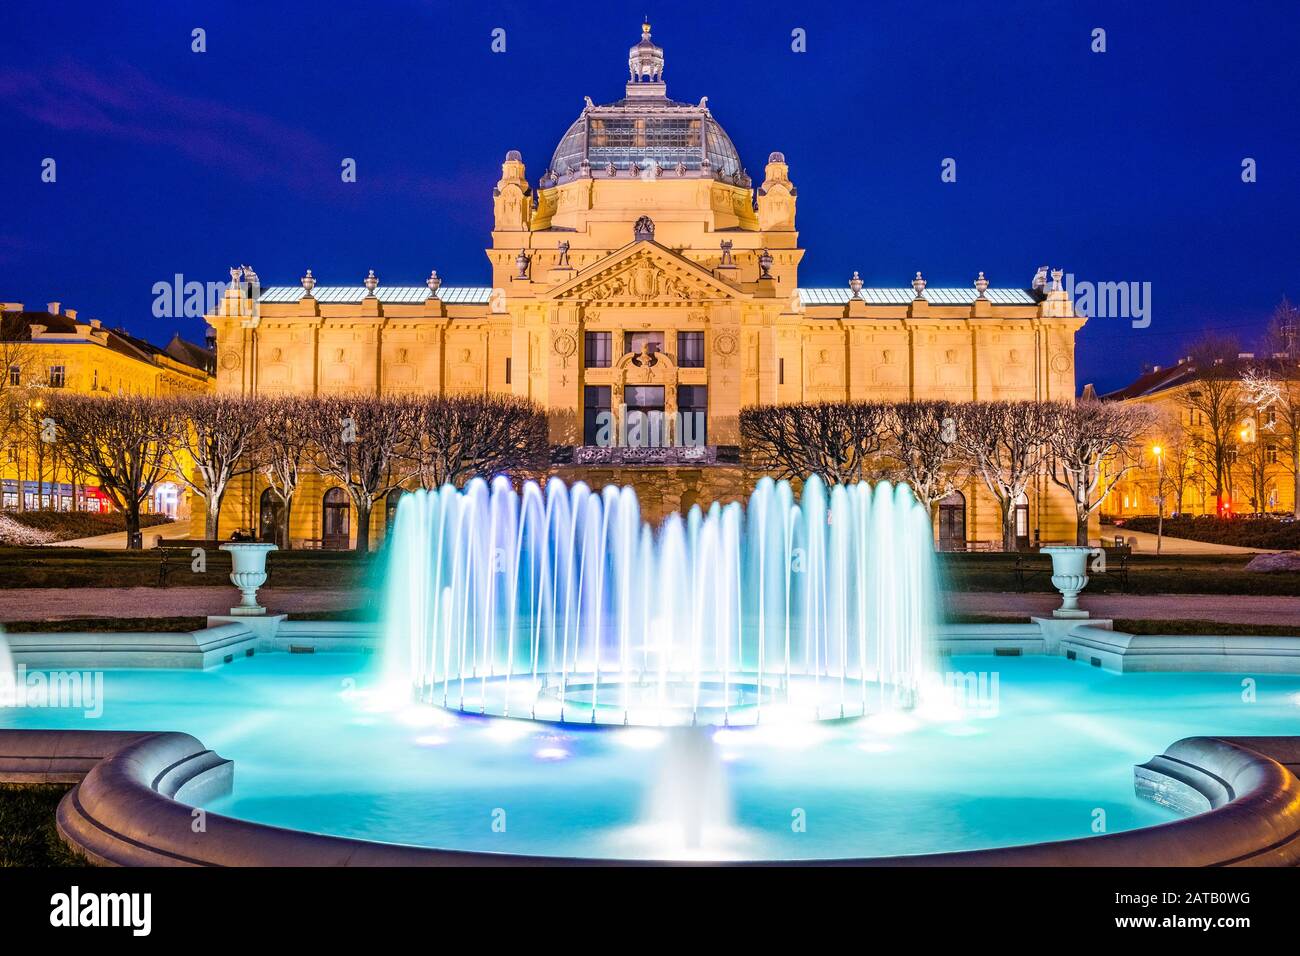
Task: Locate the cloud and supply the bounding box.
[0,59,484,210]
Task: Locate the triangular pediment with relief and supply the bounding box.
[545,240,746,303]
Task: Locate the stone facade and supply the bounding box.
[203,23,1089,548]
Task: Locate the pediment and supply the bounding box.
[545,240,745,303]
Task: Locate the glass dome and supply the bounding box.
[545,23,747,186]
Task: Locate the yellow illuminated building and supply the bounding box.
[205,23,1089,549]
[1102,358,1298,518]
[0,301,213,515]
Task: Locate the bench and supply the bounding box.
[1014,545,1130,593]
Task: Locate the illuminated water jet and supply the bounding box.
[382,475,937,726]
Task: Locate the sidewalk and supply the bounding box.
[948,591,1300,627]
[1104,528,1275,555]
[48,529,169,550]
[0,585,1293,628]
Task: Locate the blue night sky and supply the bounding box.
[2,0,1297,394]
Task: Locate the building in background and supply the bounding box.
[204,22,1089,548]
[0,301,214,516]
[1102,354,1299,518]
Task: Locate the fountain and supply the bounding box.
[383,475,937,727]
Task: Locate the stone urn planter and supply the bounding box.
[1040,546,1094,619]
[219,543,278,615]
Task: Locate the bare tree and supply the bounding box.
[740,402,890,485]
[953,401,1058,551]
[255,395,316,548]
[882,400,966,516]
[0,313,38,450]
[1151,408,1198,515]
[47,394,179,548]
[1179,334,1243,515]
[1049,400,1157,544]
[1240,305,1300,517]
[409,394,548,489]
[167,394,264,539]
[308,395,420,552]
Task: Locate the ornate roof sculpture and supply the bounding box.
[547,21,746,187]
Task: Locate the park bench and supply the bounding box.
[154,538,273,588]
[1014,545,1130,593]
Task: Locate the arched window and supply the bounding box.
[937,491,966,552]
[259,488,283,544]
[1014,491,1030,550]
[385,488,407,536]
[322,488,350,549]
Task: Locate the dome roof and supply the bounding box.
[545,23,747,188]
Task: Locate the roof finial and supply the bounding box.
[628,19,664,84]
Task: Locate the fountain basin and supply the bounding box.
[5,651,1300,861]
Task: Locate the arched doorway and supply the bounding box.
[1014,491,1030,551]
[322,488,350,549]
[385,488,406,537]
[937,491,966,551]
[152,482,179,518]
[259,489,283,545]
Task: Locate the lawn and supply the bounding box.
[937,551,1300,596]
[2,607,380,633]
[0,510,175,544]
[1112,618,1300,637]
[0,547,1295,597]
[0,545,379,589]
[1113,515,1300,550]
[0,785,86,867]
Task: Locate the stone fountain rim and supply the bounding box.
[1,728,1293,867]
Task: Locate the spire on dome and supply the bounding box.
[628,20,664,84]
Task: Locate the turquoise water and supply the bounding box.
[3,652,1298,860]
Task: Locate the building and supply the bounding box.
[0,301,214,515]
[1102,355,1299,518]
[204,22,1089,548]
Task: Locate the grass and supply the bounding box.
[0,545,1295,600]
[2,607,380,633]
[1114,515,1300,550]
[0,545,379,589]
[2,510,174,542]
[1113,618,1300,637]
[943,613,1033,625]
[937,551,1300,596]
[0,785,87,867]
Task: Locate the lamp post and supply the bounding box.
[1152,445,1164,555]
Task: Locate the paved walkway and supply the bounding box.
[0,586,1294,628]
[0,587,368,623]
[1105,528,1275,555]
[948,592,1300,627]
[47,529,169,549]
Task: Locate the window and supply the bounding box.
[505,357,512,385]
[92,368,98,390]
[677,331,705,368]
[624,331,663,356]
[625,385,665,448]
[677,385,707,446]
[47,365,65,388]
[779,357,785,385]
[584,331,612,368]
[584,385,611,446]
[8,365,19,386]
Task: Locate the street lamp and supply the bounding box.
[1152,445,1164,555]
